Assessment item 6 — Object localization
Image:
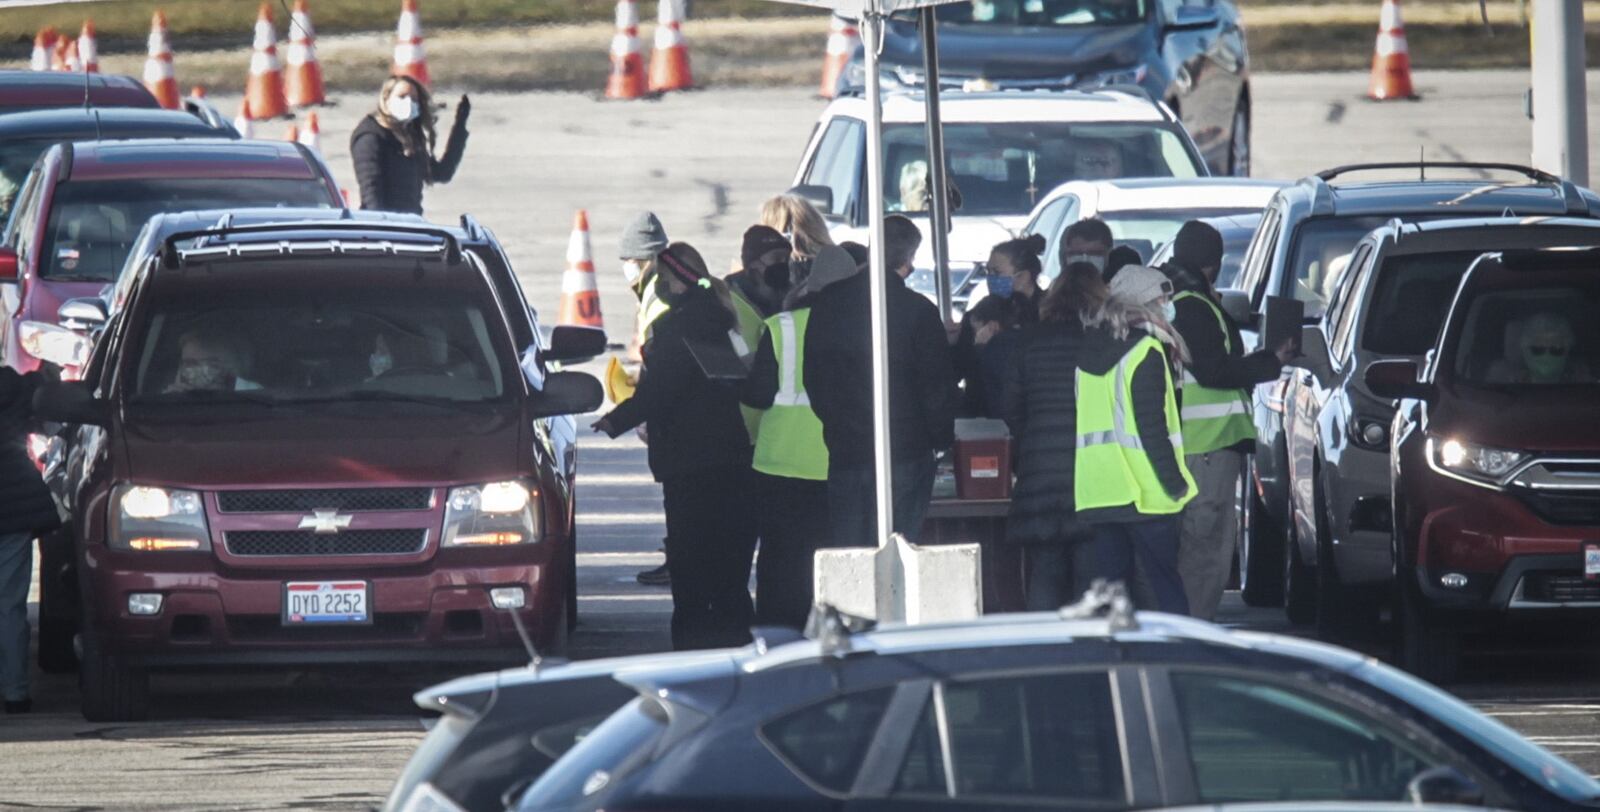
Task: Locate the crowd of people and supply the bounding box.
[595,193,1297,651]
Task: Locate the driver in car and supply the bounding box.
[1486,312,1591,384]
[1073,139,1124,181]
[166,328,260,393]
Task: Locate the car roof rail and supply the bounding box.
[159,221,463,269]
[1314,161,1561,184]
[1057,579,1139,632]
[459,213,486,241]
[802,603,875,657]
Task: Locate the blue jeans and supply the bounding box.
[0,532,33,701]
[827,453,937,549]
[1091,517,1188,615]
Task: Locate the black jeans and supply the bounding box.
[826,452,937,549]
[1089,516,1188,615]
[662,466,758,650]
[754,473,832,630]
[1023,542,1093,612]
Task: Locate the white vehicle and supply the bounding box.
[789,89,1209,313]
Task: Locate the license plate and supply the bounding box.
[1585,545,1600,581]
[283,581,370,625]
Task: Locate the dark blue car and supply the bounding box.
[838,0,1251,176]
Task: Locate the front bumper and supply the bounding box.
[1327,446,1394,586]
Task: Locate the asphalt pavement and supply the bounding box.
[3,70,1600,810]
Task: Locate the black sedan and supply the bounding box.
[837,0,1251,176]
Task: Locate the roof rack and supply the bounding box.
[1058,579,1139,632]
[1315,161,1560,184]
[159,221,463,270]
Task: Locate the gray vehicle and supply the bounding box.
[1222,162,1600,617]
[1282,217,1600,641]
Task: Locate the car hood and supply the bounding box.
[879,18,1150,80]
[1431,384,1600,454]
[120,410,523,487]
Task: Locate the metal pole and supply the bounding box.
[920,7,953,321]
[862,6,895,548]
[1530,0,1589,186]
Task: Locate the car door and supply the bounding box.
[798,116,867,233]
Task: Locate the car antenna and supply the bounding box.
[505,605,544,672]
[93,109,103,142]
[1419,146,1425,181]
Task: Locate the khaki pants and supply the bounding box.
[1178,449,1244,621]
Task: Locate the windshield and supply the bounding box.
[1286,217,1391,314]
[932,0,1146,26]
[0,139,51,223]
[39,178,334,282]
[128,284,510,407]
[1451,280,1600,386]
[1152,218,1257,289]
[1102,208,1261,264]
[1360,251,1477,356]
[516,697,668,811]
[885,122,1201,217]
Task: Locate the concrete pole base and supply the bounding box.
[813,533,983,625]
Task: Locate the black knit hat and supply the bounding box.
[741,225,791,269]
[1172,220,1224,272]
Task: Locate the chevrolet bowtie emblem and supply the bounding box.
[298,509,353,535]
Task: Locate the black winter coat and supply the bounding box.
[1163,262,1282,453]
[349,115,468,215]
[602,288,752,481]
[0,369,59,537]
[803,271,958,468]
[1002,320,1091,545]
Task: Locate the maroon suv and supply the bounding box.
[34,220,602,721]
[1368,248,1600,683]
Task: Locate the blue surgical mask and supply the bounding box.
[988,274,1014,298]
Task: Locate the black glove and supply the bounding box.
[454,94,471,128]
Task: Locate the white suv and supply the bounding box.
[789,89,1208,312]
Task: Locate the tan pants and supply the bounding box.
[1178,449,1245,621]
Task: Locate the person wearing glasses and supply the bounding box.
[1073,139,1124,181]
[1487,312,1590,384]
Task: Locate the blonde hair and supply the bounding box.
[375,75,437,169]
[759,194,834,260]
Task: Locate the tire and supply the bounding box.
[1239,459,1286,607]
[565,539,579,633]
[1394,577,1461,684]
[1312,469,1380,642]
[36,613,78,674]
[78,630,150,722]
[1283,508,1317,625]
[36,533,78,674]
[1228,97,1251,177]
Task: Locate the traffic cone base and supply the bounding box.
[648,0,693,93]
[31,28,58,72]
[1367,0,1418,101]
[559,211,604,329]
[298,111,323,153]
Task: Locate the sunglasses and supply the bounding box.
[1528,345,1570,357]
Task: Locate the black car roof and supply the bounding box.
[1384,216,1600,255]
[1276,163,1598,221]
[142,208,481,245]
[0,70,147,90]
[0,107,229,140]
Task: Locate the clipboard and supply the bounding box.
[1263,295,1305,356]
[684,336,750,382]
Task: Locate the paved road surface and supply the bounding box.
[4,71,1600,810]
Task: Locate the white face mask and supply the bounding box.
[1065,253,1107,273]
[622,259,645,287]
[1162,301,1177,322]
[385,94,418,123]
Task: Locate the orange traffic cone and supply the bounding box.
[297,111,323,153]
[648,0,692,93]
[143,12,180,109]
[246,2,289,119]
[52,37,70,71]
[63,40,83,73]
[233,99,256,138]
[818,15,859,98]
[30,28,57,72]
[190,85,206,99]
[78,20,100,73]
[393,0,430,87]
[1368,0,1418,101]
[285,0,325,107]
[559,211,604,329]
[284,123,300,143]
[606,0,647,100]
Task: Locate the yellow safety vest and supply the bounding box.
[728,288,765,443]
[1074,336,1196,515]
[752,309,828,481]
[1173,290,1256,455]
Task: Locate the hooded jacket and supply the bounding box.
[350,114,468,215]
[603,287,752,481]
[1163,261,1283,453]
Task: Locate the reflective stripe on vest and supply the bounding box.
[1073,337,1197,516]
[1172,290,1256,454]
[728,289,763,443]
[753,308,828,480]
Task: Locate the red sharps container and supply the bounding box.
[953,418,1012,499]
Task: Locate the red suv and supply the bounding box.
[33,220,603,721]
[1369,248,1600,683]
[0,138,342,373]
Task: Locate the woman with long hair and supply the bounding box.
[758,194,835,263]
[350,75,470,214]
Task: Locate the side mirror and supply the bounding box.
[57,297,108,332]
[530,371,603,418]
[787,184,834,216]
[1406,766,1485,806]
[1169,5,1221,30]
[539,325,607,366]
[1292,325,1333,382]
[1364,358,1432,402]
[0,246,19,282]
[18,321,92,369]
[32,380,109,426]
[1218,289,1256,330]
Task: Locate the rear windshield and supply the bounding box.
[516,697,668,811]
[1360,251,1476,356]
[930,0,1146,26]
[127,282,510,408]
[40,178,334,282]
[1451,280,1600,386]
[1101,208,1260,265]
[885,122,1201,217]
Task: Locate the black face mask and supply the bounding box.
[761,262,791,292]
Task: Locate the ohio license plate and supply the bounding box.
[1585,545,1600,581]
[283,581,370,625]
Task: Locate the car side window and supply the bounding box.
[1170,671,1441,803]
[894,671,1125,803]
[803,118,866,221]
[1239,208,1281,307]
[6,171,43,263]
[1037,196,1080,281]
[763,687,894,793]
[1328,245,1374,366]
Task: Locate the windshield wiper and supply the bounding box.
[284,390,490,408]
[44,275,113,283]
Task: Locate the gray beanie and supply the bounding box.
[619,212,669,260]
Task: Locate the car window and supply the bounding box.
[5,168,44,262]
[1450,281,1600,385]
[1360,251,1478,357]
[1326,243,1372,364]
[516,697,669,811]
[804,118,865,220]
[895,671,1125,803]
[0,139,50,224]
[1239,207,1280,305]
[763,686,894,793]
[1171,671,1441,803]
[1031,196,1078,280]
[39,178,335,282]
[932,0,1146,26]
[1101,208,1260,265]
[1284,216,1392,315]
[885,122,1201,218]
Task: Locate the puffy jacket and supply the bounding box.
[1001,319,1090,545]
[350,114,468,214]
[1,370,59,537]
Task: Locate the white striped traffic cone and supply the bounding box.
[297,111,323,154]
[285,0,326,107]
[1367,0,1418,101]
[77,21,100,73]
[143,12,180,109]
[393,0,430,87]
[818,15,858,98]
[30,28,58,72]
[559,211,604,329]
[648,0,692,93]
[606,0,647,100]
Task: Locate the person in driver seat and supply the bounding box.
[1486,312,1591,384]
[166,327,260,393]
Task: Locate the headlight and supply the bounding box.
[1077,65,1149,89]
[444,480,541,546]
[398,783,466,812]
[111,484,209,551]
[1427,436,1528,489]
